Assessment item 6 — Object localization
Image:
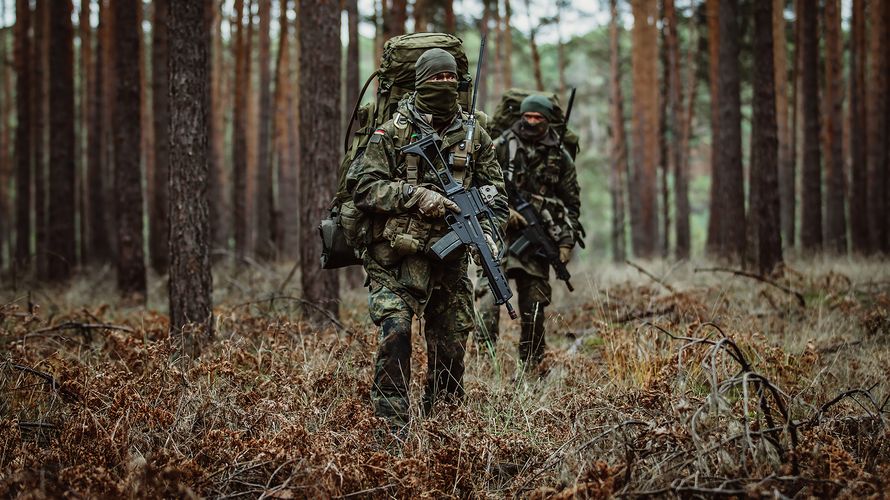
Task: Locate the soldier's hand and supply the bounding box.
[508,207,528,229]
[413,186,461,219]
[471,233,499,266]
[559,245,572,264]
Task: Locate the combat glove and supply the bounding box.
[508,207,528,229]
[471,233,499,266]
[559,245,572,264]
[408,185,461,219]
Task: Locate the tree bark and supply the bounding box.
[772,0,792,251]
[865,0,888,253]
[713,0,745,260]
[33,0,48,277]
[443,0,455,32]
[385,0,407,39]
[799,1,821,251]
[151,0,171,273]
[609,0,627,263]
[345,0,360,120]
[113,0,146,300]
[273,0,289,254]
[88,0,112,263]
[280,0,300,260]
[849,0,868,252]
[750,0,782,275]
[233,0,249,263]
[0,0,11,271]
[78,0,92,265]
[169,0,214,354]
[14,0,31,270]
[209,0,228,254]
[47,0,77,281]
[299,0,340,321]
[822,0,846,253]
[675,1,703,260]
[629,0,659,259]
[705,0,720,254]
[502,0,513,90]
[527,18,544,89]
[413,0,427,32]
[255,0,274,260]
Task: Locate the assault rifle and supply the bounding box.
[504,87,578,292]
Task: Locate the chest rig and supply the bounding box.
[392,112,472,187]
[502,133,561,197]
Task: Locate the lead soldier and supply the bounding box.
[345,49,508,431]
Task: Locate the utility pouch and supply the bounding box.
[319,206,363,269]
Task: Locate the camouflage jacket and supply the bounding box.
[345,95,508,313]
[495,122,582,279]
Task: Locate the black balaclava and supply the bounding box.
[414,48,460,122]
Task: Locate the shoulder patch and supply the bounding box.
[369,128,386,144]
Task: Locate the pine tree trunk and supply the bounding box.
[78,0,91,265]
[255,0,274,260]
[168,0,214,354]
[209,0,228,254]
[609,0,627,263]
[822,0,846,253]
[478,2,491,110]
[386,0,407,38]
[705,0,720,255]
[101,0,118,259]
[279,1,300,260]
[151,0,171,273]
[47,0,77,281]
[771,0,791,252]
[865,0,888,253]
[629,0,658,259]
[713,0,745,260]
[299,0,340,321]
[556,2,566,96]
[414,0,427,32]
[139,3,155,272]
[14,0,31,270]
[345,0,360,118]
[88,0,111,263]
[33,0,48,277]
[233,0,249,263]
[675,1,702,260]
[750,0,782,274]
[273,0,288,254]
[0,0,10,271]
[114,0,146,300]
[799,1,822,251]
[502,0,513,90]
[444,0,456,32]
[849,0,868,252]
[245,5,258,257]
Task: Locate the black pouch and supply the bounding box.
[319,206,363,269]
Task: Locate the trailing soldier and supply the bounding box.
[476,93,583,372]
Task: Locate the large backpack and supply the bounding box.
[320,33,473,269]
[489,88,581,160]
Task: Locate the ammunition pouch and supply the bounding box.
[383,213,434,256]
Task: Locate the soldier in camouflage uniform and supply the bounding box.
[345,48,508,430]
[476,95,581,369]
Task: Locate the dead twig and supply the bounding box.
[626,260,677,293]
[695,267,806,307]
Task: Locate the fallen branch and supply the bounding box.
[615,304,675,324]
[31,321,135,335]
[695,267,805,307]
[626,260,677,293]
[6,362,79,402]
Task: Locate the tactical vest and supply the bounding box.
[376,112,479,257]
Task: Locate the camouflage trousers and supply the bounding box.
[476,269,552,366]
[367,273,475,427]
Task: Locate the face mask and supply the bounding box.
[415,80,459,120]
[519,118,549,140]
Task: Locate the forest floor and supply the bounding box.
[1,257,888,498]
